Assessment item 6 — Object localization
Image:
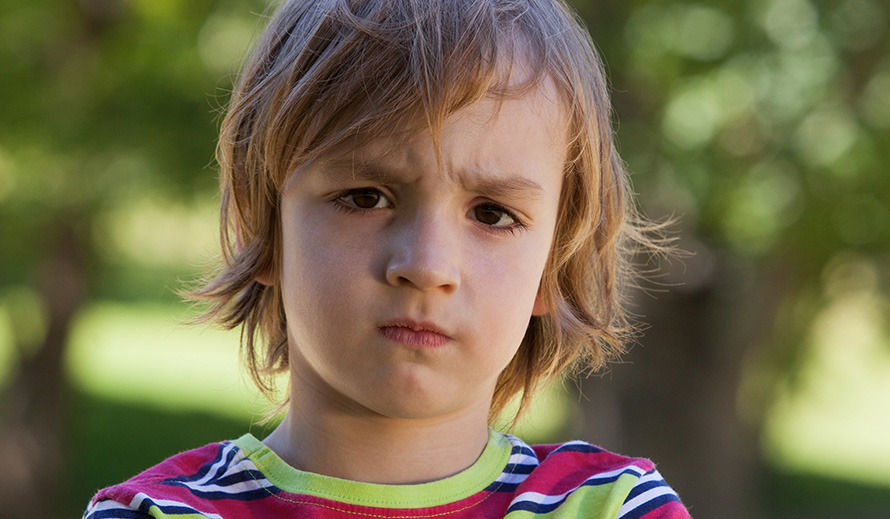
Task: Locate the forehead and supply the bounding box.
[315,78,568,178]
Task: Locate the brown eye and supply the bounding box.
[473,204,515,227]
[352,190,381,208]
[340,188,391,210]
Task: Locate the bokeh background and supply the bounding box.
[1,0,888,518]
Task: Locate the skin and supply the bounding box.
[261,82,567,485]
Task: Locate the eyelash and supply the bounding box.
[471,203,527,235]
[333,188,392,213]
[332,188,527,235]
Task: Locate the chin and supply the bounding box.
[359,392,470,421]
[364,398,449,420]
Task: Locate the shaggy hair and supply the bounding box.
[190,0,663,421]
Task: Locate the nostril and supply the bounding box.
[385,255,460,292]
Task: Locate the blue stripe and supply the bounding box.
[86,509,154,519]
[482,439,540,493]
[486,481,519,492]
[623,478,670,502]
[550,443,605,455]
[483,462,537,492]
[155,442,276,501]
[503,462,537,475]
[162,468,266,488]
[511,444,538,459]
[137,497,187,515]
[171,487,280,501]
[505,467,644,514]
[137,494,265,515]
[210,445,239,481]
[620,494,683,519]
[213,469,268,486]
[163,443,229,485]
[150,504,204,515]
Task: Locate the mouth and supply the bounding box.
[378,319,452,349]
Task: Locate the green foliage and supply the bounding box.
[575,0,890,259]
[571,0,890,401]
[0,0,266,295]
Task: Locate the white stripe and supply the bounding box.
[508,451,538,463]
[498,438,539,485]
[617,487,679,518]
[496,435,541,486]
[194,443,240,486]
[493,471,531,485]
[86,499,132,513]
[504,435,539,458]
[172,448,276,495]
[634,469,665,485]
[510,490,567,507]
[504,458,538,469]
[175,478,277,494]
[554,440,590,449]
[509,464,647,508]
[130,492,223,519]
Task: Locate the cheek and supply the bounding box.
[281,210,376,293]
[280,219,353,338]
[469,236,552,345]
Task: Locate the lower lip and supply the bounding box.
[379,326,450,349]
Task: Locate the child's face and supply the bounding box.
[276,85,566,422]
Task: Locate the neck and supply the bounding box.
[262,385,492,484]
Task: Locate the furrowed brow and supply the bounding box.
[321,156,393,183]
[462,173,546,201]
[318,156,546,201]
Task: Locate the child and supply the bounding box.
[86,0,690,517]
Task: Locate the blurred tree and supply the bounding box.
[569,0,890,517]
[0,0,264,516]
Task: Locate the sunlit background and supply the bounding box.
[0,1,888,518]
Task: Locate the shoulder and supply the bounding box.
[501,435,691,519]
[84,437,277,519]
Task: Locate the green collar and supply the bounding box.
[233,429,513,508]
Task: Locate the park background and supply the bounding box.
[0,0,888,517]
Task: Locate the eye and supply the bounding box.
[337,188,392,210]
[470,203,522,230]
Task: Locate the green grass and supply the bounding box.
[66,390,252,516]
[66,301,279,421]
[762,293,890,488]
[762,467,890,519]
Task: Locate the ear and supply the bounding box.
[255,267,275,286]
[234,221,276,287]
[531,282,550,316]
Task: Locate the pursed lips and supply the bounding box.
[378,318,452,349]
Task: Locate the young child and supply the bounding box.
[86,0,690,517]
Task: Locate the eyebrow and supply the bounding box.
[320,156,547,201]
[459,170,546,201]
[321,157,394,184]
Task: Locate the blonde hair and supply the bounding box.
[191,0,662,420]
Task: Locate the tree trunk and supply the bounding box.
[575,238,786,519]
[0,220,87,519]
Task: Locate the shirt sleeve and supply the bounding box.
[617,468,692,519]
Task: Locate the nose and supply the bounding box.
[385,211,460,293]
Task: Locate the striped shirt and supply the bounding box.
[85,431,690,518]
